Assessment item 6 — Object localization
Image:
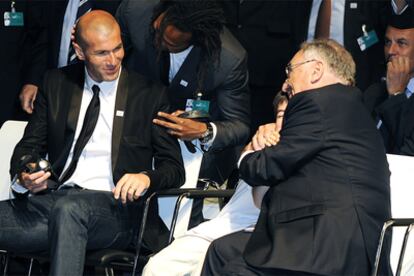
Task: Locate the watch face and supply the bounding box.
[38,160,50,171]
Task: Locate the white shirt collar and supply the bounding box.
[84,67,121,96]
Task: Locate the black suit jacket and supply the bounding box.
[240,84,391,275]
[11,63,185,252]
[364,82,414,156]
[25,0,121,88]
[117,0,250,183]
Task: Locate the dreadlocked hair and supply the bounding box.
[151,0,225,91]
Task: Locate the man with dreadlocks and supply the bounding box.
[116,1,250,201]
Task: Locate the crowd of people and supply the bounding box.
[0,0,413,275]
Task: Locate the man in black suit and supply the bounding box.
[116,0,250,187]
[202,39,391,275]
[0,10,184,276]
[19,0,121,115]
[364,9,414,156]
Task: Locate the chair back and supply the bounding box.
[386,154,414,275]
[0,121,27,201]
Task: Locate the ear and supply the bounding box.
[73,42,85,61]
[310,61,323,83]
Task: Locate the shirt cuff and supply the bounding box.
[11,178,29,194]
[237,150,254,168]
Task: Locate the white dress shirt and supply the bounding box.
[61,68,120,191]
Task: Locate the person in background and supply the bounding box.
[364,9,414,155]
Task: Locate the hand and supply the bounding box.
[19,166,51,194]
[113,173,150,204]
[386,56,412,95]
[153,111,207,141]
[19,84,38,114]
[251,123,279,151]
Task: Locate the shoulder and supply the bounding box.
[123,68,167,98]
[220,27,247,63]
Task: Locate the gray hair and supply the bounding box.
[300,39,356,86]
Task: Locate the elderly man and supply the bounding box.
[364,9,414,156]
[0,10,184,276]
[202,39,391,275]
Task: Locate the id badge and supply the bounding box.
[185,98,210,113]
[4,11,24,26]
[357,30,378,51]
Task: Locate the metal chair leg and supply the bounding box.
[27,258,34,276]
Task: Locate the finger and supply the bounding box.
[114,175,127,199]
[30,183,48,194]
[156,112,182,123]
[33,171,51,185]
[127,186,135,202]
[120,181,132,204]
[171,110,185,116]
[134,188,142,200]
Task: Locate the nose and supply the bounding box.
[107,52,116,65]
[388,42,398,56]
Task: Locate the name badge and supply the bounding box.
[185,98,210,113]
[4,12,24,27]
[357,29,378,51]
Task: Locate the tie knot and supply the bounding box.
[92,85,100,96]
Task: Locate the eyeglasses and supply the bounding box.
[285,59,317,77]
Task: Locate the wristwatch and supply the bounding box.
[199,123,213,144]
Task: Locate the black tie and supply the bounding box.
[60,85,101,183]
[67,0,93,64]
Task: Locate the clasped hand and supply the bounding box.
[244,123,280,152]
[153,110,207,141]
[19,163,51,193]
[386,56,413,95]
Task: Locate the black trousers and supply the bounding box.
[0,188,140,276]
[201,230,321,276]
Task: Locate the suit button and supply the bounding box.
[237,24,242,29]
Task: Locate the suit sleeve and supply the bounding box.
[211,51,251,149]
[146,89,185,192]
[22,0,47,87]
[10,74,50,177]
[240,95,325,186]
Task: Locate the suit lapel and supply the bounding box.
[111,69,129,171]
[167,46,202,110]
[53,64,85,176]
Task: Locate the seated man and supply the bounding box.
[202,39,391,275]
[142,94,288,276]
[0,11,184,276]
[364,9,414,155]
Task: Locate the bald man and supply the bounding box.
[1,10,184,275]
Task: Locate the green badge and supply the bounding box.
[4,11,24,27]
[357,29,378,51]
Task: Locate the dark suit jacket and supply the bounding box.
[0,0,43,125]
[364,82,414,156]
[11,63,185,252]
[116,0,250,183]
[240,84,391,275]
[25,0,121,88]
